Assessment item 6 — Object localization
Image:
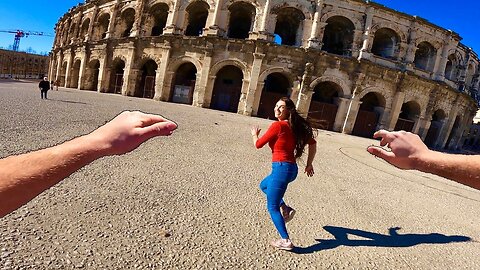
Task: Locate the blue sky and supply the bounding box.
[0,0,479,54]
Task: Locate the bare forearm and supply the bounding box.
[252,135,258,147]
[306,143,317,166]
[417,151,480,190]
[0,134,104,217]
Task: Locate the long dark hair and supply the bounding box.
[280,97,315,159]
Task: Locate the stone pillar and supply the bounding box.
[434,41,451,80]
[419,117,432,140]
[431,48,443,79]
[122,50,138,96]
[438,107,459,148]
[75,50,86,90]
[296,62,314,116]
[386,91,405,130]
[85,6,99,42]
[78,50,89,90]
[64,52,73,87]
[241,52,265,116]
[205,0,224,36]
[164,0,181,34]
[106,0,121,39]
[404,21,417,70]
[451,113,473,149]
[333,97,350,132]
[154,46,172,101]
[131,0,146,37]
[307,1,323,49]
[55,52,63,82]
[192,51,213,107]
[97,57,109,92]
[342,98,362,134]
[257,0,274,41]
[357,6,374,61]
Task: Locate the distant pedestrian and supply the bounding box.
[50,80,54,90]
[38,77,50,99]
[251,97,317,251]
[54,79,59,91]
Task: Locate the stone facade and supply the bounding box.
[51,0,480,150]
[0,49,49,79]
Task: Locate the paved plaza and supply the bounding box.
[1,81,479,269]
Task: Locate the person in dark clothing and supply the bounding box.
[50,81,54,90]
[38,77,50,99]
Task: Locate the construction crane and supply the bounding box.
[0,30,54,51]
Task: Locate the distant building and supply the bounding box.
[0,49,49,79]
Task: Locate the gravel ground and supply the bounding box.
[1,81,479,269]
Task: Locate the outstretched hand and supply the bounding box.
[89,111,178,156]
[367,129,429,170]
[251,125,261,137]
[305,164,314,177]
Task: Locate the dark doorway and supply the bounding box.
[352,92,383,138]
[171,62,197,104]
[109,59,125,94]
[258,73,291,119]
[394,101,420,132]
[185,1,209,36]
[150,3,169,36]
[273,7,305,46]
[425,110,446,148]
[308,82,341,130]
[137,60,157,99]
[322,16,355,56]
[211,65,244,112]
[227,2,255,39]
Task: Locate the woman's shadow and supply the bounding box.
[292,226,471,254]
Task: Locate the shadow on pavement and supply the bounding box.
[46,98,88,105]
[292,226,471,254]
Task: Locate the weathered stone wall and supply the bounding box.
[50,0,480,150]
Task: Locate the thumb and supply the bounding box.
[367,146,396,163]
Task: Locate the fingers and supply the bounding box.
[374,130,397,147]
[140,121,178,139]
[367,145,396,163]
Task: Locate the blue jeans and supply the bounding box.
[259,162,298,239]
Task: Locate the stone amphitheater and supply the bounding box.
[50,0,479,149]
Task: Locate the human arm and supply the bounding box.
[367,130,480,190]
[252,122,280,149]
[304,142,317,177]
[0,111,178,218]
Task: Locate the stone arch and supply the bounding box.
[69,58,82,88]
[425,108,447,148]
[184,0,210,36]
[115,7,136,38]
[370,23,406,43]
[322,15,356,56]
[167,55,203,75]
[309,75,349,97]
[84,59,101,91]
[227,1,256,39]
[271,1,314,20]
[59,61,68,86]
[466,62,477,86]
[414,41,437,72]
[352,90,387,138]
[394,100,421,132]
[146,2,170,36]
[137,54,162,69]
[209,58,249,79]
[109,57,126,94]
[93,12,111,40]
[80,18,91,39]
[320,11,362,32]
[308,81,343,130]
[210,65,245,112]
[257,67,296,86]
[257,69,294,119]
[170,62,198,104]
[370,27,401,59]
[135,58,158,98]
[272,6,306,46]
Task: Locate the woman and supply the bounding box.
[251,97,317,250]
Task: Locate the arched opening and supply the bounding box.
[70,59,81,89]
[211,65,244,112]
[445,54,458,81]
[425,109,446,148]
[94,13,110,40]
[185,1,209,36]
[258,73,291,119]
[171,62,197,104]
[352,92,385,138]
[80,19,90,40]
[61,22,71,45]
[466,64,476,87]
[68,23,77,42]
[322,16,355,56]
[371,28,399,59]
[59,61,68,87]
[414,41,436,72]
[149,3,169,36]
[394,101,420,132]
[84,60,100,91]
[109,59,125,94]
[227,2,255,39]
[445,115,461,149]
[273,7,305,46]
[136,60,157,98]
[307,81,341,130]
[117,8,136,38]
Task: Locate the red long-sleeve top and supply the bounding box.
[256,121,316,163]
